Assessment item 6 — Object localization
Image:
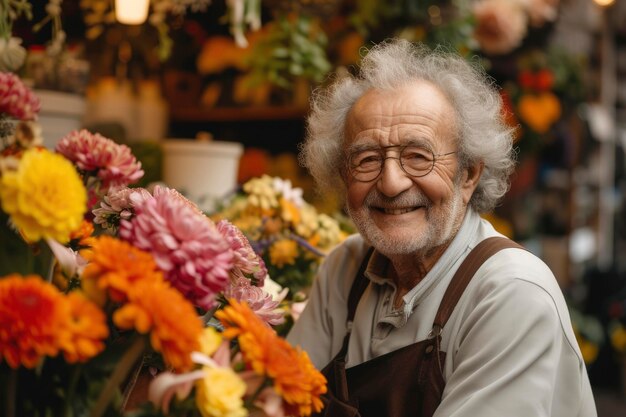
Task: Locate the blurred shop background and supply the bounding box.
[3,0,626,414]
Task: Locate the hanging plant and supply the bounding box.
[247,13,331,90]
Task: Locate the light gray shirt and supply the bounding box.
[287,209,597,417]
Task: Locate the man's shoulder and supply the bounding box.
[326,233,370,263]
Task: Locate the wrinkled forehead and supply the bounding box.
[343,80,457,150]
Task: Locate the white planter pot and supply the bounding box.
[35,90,86,149]
[162,139,243,212]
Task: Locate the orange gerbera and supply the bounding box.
[216,299,327,416]
[113,280,202,371]
[59,292,109,363]
[82,235,164,303]
[0,274,69,369]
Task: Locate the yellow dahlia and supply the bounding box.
[0,148,86,243]
[269,239,298,268]
[199,326,224,357]
[113,280,203,371]
[0,274,69,369]
[279,197,301,225]
[195,367,247,417]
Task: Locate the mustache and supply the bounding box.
[363,191,430,208]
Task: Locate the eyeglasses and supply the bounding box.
[347,144,457,182]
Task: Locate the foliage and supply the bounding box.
[247,14,331,89]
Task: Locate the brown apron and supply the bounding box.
[314,237,523,417]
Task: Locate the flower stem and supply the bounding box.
[63,365,82,417]
[5,368,16,417]
[90,336,147,417]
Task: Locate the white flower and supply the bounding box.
[47,238,88,278]
[272,177,304,207]
[0,37,27,72]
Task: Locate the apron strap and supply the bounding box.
[431,236,525,333]
[334,247,375,361]
[348,247,375,324]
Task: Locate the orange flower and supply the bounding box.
[70,219,96,248]
[82,235,164,303]
[0,275,69,369]
[217,299,327,416]
[113,280,202,371]
[517,92,562,134]
[280,197,301,225]
[59,292,109,363]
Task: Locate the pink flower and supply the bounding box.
[290,300,308,322]
[216,219,267,286]
[225,277,286,326]
[472,0,528,55]
[55,129,144,191]
[119,185,234,310]
[0,72,40,120]
[519,0,559,27]
[92,186,152,230]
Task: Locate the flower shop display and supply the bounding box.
[0,73,326,417]
[212,175,351,305]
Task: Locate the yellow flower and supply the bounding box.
[195,367,247,417]
[199,326,223,356]
[294,205,319,239]
[316,213,344,249]
[0,149,86,243]
[574,328,599,365]
[280,197,301,225]
[269,239,298,268]
[243,175,279,211]
[232,216,262,240]
[610,324,626,353]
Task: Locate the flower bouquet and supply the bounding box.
[0,72,326,417]
[211,175,350,304]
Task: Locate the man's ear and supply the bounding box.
[460,162,484,205]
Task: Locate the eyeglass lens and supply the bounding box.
[349,145,435,182]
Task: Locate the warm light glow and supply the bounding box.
[115,0,150,25]
[593,0,615,6]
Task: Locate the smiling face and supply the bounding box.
[343,80,479,257]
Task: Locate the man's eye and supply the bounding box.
[358,155,381,165]
[352,151,381,167]
[402,148,431,161]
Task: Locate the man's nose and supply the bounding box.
[376,156,413,197]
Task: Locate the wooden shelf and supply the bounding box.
[170,105,309,122]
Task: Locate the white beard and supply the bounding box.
[347,187,465,257]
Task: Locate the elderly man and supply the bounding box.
[287,39,596,417]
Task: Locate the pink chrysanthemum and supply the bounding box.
[119,185,234,310]
[217,219,267,286]
[55,129,144,191]
[0,72,40,120]
[92,186,152,230]
[224,277,285,326]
